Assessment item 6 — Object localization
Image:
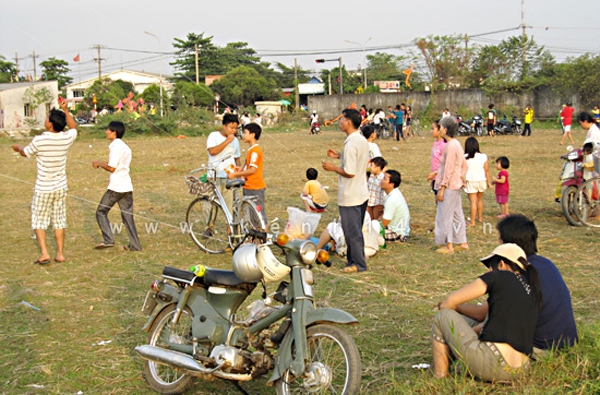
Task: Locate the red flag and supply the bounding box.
[73,54,80,62]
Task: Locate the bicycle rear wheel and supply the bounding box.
[186,197,230,253]
[576,178,600,227]
[379,125,392,140]
[240,201,266,234]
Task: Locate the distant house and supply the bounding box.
[298,77,325,95]
[0,81,59,130]
[64,69,173,107]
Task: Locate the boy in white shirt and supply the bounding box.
[92,121,142,251]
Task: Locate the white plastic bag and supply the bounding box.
[284,207,321,240]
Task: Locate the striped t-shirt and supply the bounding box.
[24,129,77,192]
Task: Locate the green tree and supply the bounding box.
[85,79,136,111]
[366,52,405,81]
[170,81,214,108]
[170,33,261,83]
[0,55,17,83]
[320,66,359,95]
[552,54,600,106]
[270,62,310,88]
[22,86,53,128]
[414,35,475,91]
[39,57,72,88]
[209,66,277,107]
[472,35,555,93]
[140,83,170,112]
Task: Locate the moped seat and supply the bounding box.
[226,179,245,189]
[162,266,255,288]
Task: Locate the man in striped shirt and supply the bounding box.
[12,96,77,265]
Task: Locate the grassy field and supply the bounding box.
[1,122,599,394]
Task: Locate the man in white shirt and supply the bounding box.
[207,113,241,213]
[323,108,370,273]
[92,121,142,251]
[380,169,410,242]
[12,96,77,264]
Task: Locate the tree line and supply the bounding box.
[1,32,599,111]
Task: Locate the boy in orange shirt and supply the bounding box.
[227,123,267,223]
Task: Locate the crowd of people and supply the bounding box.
[11,95,586,384]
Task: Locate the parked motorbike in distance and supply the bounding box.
[471,114,484,136]
[456,115,473,136]
[494,114,522,135]
[136,229,362,395]
[558,147,585,226]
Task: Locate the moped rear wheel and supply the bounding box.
[143,305,194,395]
[561,186,582,226]
[576,178,600,227]
[275,324,361,395]
[186,197,230,253]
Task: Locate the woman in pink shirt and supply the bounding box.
[426,120,446,197]
[433,117,469,254]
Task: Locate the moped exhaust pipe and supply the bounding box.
[136,345,211,373]
[135,345,253,381]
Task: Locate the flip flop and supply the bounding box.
[95,242,114,250]
[54,258,66,263]
[33,258,51,265]
[435,247,454,254]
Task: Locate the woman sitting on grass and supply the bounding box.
[431,243,541,382]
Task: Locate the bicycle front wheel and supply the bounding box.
[186,197,230,253]
[576,178,600,227]
[240,201,266,234]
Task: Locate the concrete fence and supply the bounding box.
[307,86,581,122]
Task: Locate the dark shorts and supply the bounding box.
[487,123,494,132]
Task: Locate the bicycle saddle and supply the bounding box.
[226,179,245,189]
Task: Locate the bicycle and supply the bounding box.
[375,123,392,140]
[574,176,600,227]
[184,158,266,253]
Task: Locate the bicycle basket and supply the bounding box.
[185,175,214,198]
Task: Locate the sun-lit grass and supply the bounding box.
[0,123,598,394]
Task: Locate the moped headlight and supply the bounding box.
[298,241,317,264]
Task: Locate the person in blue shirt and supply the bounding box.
[455,214,578,356]
[392,104,405,142]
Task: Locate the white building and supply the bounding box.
[0,81,59,130]
[64,69,173,107]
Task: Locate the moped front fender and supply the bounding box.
[268,308,358,384]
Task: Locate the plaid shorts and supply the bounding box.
[31,189,68,230]
[384,228,408,242]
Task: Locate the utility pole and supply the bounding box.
[521,0,527,79]
[294,58,299,110]
[338,57,343,95]
[28,51,39,81]
[13,53,19,81]
[195,44,199,85]
[91,44,105,80]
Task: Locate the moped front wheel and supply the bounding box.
[561,186,583,226]
[275,324,361,395]
[143,305,194,395]
[186,197,230,253]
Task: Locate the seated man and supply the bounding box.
[314,212,383,258]
[380,169,410,242]
[456,214,578,356]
